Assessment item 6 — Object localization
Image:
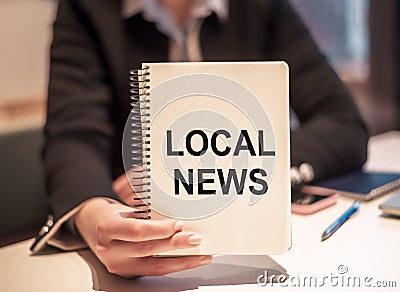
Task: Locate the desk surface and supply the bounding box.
[1,131,400,291]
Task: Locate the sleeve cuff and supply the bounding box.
[30,197,120,253]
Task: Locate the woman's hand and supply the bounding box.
[75,198,212,278]
[112,173,136,207]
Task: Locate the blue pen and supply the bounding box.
[321,200,361,242]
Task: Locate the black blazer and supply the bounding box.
[37,0,368,247]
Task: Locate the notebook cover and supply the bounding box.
[126,62,291,255]
[314,171,400,201]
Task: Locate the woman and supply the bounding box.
[31,0,368,277]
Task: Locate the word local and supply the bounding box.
[166,129,275,196]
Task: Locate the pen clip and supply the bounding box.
[349,200,361,218]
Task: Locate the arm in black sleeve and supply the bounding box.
[44,0,120,220]
[267,0,369,181]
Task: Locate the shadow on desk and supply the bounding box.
[78,250,287,292]
[380,213,400,220]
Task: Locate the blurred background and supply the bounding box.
[0,0,399,245]
[291,0,398,135]
[1,0,399,134]
[0,0,56,132]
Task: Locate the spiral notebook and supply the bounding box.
[125,62,291,255]
[303,171,400,201]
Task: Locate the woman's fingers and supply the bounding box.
[108,255,213,277]
[76,198,209,278]
[95,213,208,277]
[112,173,136,205]
[98,231,202,258]
[97,214,184,244]
[112,171,149,207]
[112,173,129,194]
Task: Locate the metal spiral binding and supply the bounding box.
[129,66,151,219]
[369,178,400,200]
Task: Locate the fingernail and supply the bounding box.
[174,221,184,231]
[188,234,202,245]
[200,256,213,265]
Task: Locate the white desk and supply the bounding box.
[1,131,400,291]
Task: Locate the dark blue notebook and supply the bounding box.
[315,171,400,201]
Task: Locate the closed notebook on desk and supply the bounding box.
[379,191,400,216]
[304,171,400,201]
[124,62,291,255]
